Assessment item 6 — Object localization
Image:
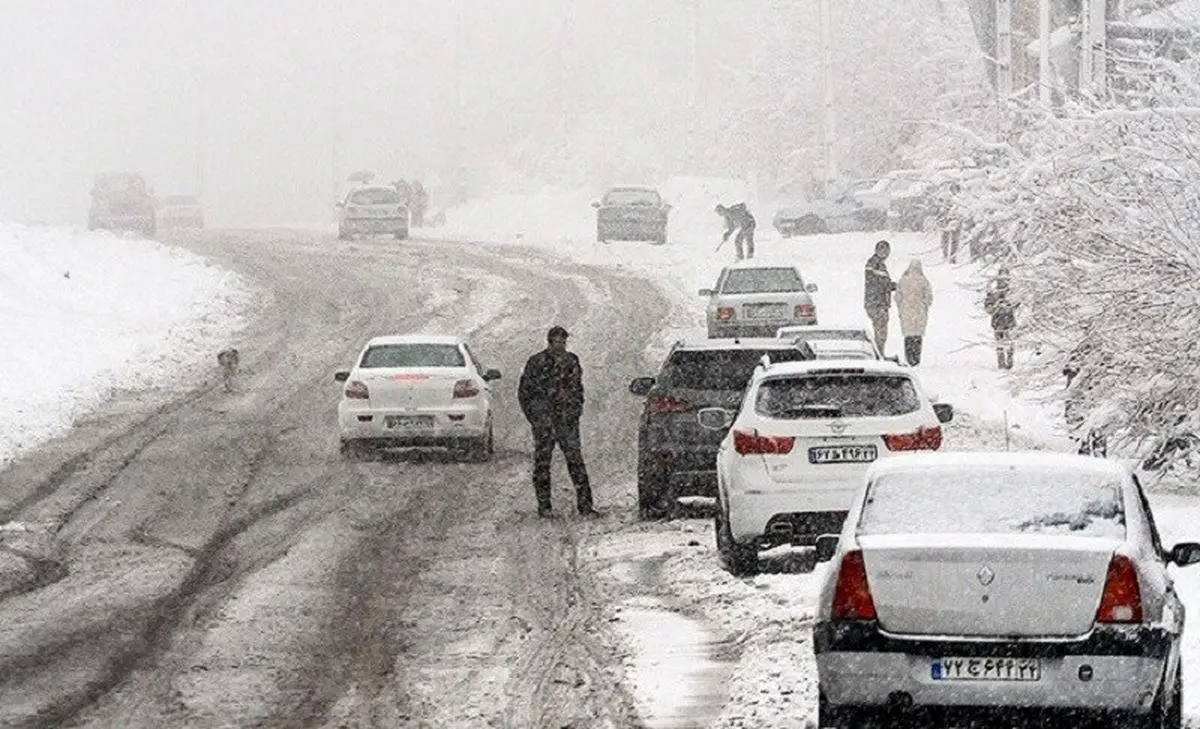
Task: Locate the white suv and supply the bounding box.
[700,358,953,575]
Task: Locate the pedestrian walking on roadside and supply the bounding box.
[715,202,756,260]
[517,326,600,519]
[894,259,933,366]
[937,183,962,263]
[983,266,1018,370]
[863,240,896,356]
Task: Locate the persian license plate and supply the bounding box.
[384,415,434,429]
[744,304,788,319]
[808,445,877,464]
[932,657,1041,682]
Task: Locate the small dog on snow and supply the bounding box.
[217,348,240,392]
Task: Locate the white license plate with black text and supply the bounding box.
[808,445,877,464]
[932,657,1041,682]
[745,304,788,319]
[384,415,434,429]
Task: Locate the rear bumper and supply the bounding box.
[815,621,1171,712]
[726,480,857,544]
[639,443,720,497]
[342,217,408,234]
[597,221,666,240]
[338,405,488,443]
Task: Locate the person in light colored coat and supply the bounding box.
[894,259,933,366]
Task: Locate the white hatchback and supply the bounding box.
[335,335,500,460]
[813,452,1200,729]
[337,185,409,240]
[699,358,952,575]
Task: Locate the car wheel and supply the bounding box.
[394,229,408,240]
[715,502,758,576]
[464,423,494,463]
[636,454,671,520]
[650,232,667,246]
[818,693,876,729]
[340,440,368,460]
[797,214,829,235]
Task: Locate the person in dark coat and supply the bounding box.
[983,267,1017,369]
[411,180,428,227]
[716,203,756,260]
[863,240,896,356]
[518,326,599,518]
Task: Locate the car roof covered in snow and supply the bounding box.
[364,334,464,347]
[866,451,1131,479]
[606,184,658,192]
[757,358,905,377]
[674,337,810,351]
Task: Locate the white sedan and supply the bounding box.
[335,334,500,460]
[813,452,1199,729]
[699,358,952,576]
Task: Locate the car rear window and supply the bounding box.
[603,189,660,206]
[858,467,1126,538]
[779,329,870,342]
[360,344,465,368]
[350,188,401,205]
[722,268,804,294]
[755,374,920,418]
[662,348,810,391]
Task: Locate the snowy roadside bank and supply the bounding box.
[0,225,253,466]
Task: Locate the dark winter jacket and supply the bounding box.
[863,253,895,311]
[518,348,585,425]
[720,203,756,238]
[984,284,1017,332]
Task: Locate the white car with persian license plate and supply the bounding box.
[335,334,500,460]
[812,452,1200,729]
[698,359,952,576]
[337,185,409,240]
[702,262,819,339]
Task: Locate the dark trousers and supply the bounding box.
[532,416,593,513]
[735,224,756,260]
[904,335,923,366]
[994,328,1014,369]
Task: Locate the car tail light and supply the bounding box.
[344,380,370,400]
[453,379,481,398]
[732,429,795,455]
[795,304,815,318]
[1096,555,1143,623]
[831,550,877,621]
[646,394,695,414]
[882,425,943,451]
[716,307,735,321]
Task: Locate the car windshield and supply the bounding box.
[603,189,660,206]
[755,374,920,418]
[858,467,1127,539]
[663,348,810,391]
[350,188,401,205]
[359,344,465,368]
[778,328,870,342]
[721,267,805,294]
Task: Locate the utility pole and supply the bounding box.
[1080,0,1108,98]
[688,0,699,171]
[455,0,468,204]
[1038,0,1052,106]
[819,0,838,195]
[995,0,1013,97]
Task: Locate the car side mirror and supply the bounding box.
[483,368,502,382]
[815,534,840,563]
[1169,542,1200,566]
[887,355,902,365]
[591,201,601,209]
[629,376,655,396]
[933,403,954,423]
[697,407,734,431]
[698,288,714,297]
[806,283,819,293]
[334,370,350,382]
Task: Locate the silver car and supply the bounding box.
[813,452,1200,728]
[701,262,819,338]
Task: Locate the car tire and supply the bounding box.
[340,440,368,460]
[715,502,758,576]
[394,229,409,240]
[797,214,829,236]
[1137,663,1183,729]
[464,423,494,463]
[636,454,672,520]
[650,231,667,246]
[818,693,875,729]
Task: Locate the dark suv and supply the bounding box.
[629,338,815,519]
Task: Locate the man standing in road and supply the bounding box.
[864,240,897,356]
[716,203,756,260]
[518,326,600,519]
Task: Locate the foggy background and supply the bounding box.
[0,0,980,228]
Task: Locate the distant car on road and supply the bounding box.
[592,185,670,245]
[88,172,156,237]
[337,185,409,240]
[699,358,953,575]
[702,262,819,338]
[156,194,204,230]
[813,451,1198,729]
[775,324,883,360]
[628,338,815,519]
[773,181,887,237]
[335,334,501,461]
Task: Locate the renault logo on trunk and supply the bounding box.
[827,421,847,434]
[977,566,996,586]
